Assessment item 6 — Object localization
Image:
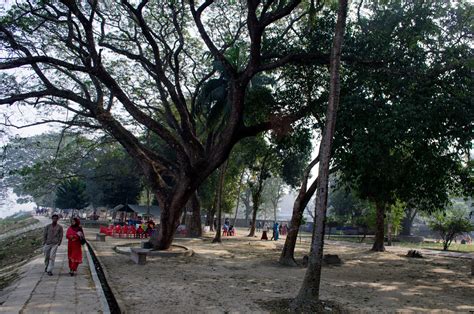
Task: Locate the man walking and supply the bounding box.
[43,214,63,276]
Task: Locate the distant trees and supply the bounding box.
[2,132,142,209]
[55,178,88,211]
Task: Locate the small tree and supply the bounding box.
[428,207,473,251]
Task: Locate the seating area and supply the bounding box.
[222,227,236,236]
[99,224,149,239]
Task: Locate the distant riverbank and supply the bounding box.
[0,214,44,291]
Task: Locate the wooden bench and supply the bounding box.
[130,248,149,265]
[96,233,106,242]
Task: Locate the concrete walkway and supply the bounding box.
[0,233,109,313]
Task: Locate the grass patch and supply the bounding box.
[0,213,39,235]
[327,236,474,253]
[395,241,474,253]
[0,228,43,269]
[0,228,43,290]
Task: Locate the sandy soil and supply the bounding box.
[86,228,474,313]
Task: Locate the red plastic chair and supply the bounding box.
[106,225,114,236]
[137,226,144,239]
[121,225,129,238]
[129,226,137,238]
[114,225,121,238]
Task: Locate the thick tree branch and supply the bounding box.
[189,0,237,77]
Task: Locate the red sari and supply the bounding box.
[66,226,83,271]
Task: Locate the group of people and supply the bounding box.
[222,218,235,236]
[257,221,289,241]
[43,214,85,277]
[256,221,289,235]
[35,207,49,215]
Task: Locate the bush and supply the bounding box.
[428,207,473,251]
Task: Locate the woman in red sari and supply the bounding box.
[66,218,84,276]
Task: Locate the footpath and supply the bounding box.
[0,226,109,314]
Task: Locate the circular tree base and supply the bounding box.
[114,244,193,257]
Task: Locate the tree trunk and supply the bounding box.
[387,212,392,246]
[247,161,267,237]
[372,202,386,252]
[232,170,245,226]
[273,204,277,224]
[279,198,305,266]
[207,207,215,232]
[151,204,182,250]
[213,161,228,243]
[248,198,259,237]
[279,169,318,266]
[207,189,218,231]
[400,208,417,236]
[186,192,202,237]
[292,0,348,308]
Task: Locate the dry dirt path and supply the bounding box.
[86,228,474,313]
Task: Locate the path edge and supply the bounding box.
[87,241,127,313]
[84,242,111,314]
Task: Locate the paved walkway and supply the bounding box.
[0,232,109,313]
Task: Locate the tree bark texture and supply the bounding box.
[279,156,319,266]
[292,0,348,307]
[400,208,417,236]
[232,170,245,226]
[248,173,266,237]
[248,198,259,237]
[213,161,228,243]
[372,202,386,252]
[186,192,202,237]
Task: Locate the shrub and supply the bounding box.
[428,207,473,251]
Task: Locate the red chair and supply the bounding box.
[106,225,114,236]
[137,226,144,238]
[129,226,137,238]
[114,225,121,238]
[121,225,129,238]
[222,228,228,236]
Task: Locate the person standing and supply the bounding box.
[43,214,63,276]
[273,222,280,241]
[66,218,84,276]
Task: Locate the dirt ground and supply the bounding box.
[86,228,474,313]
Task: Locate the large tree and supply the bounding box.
[0,1,329,249]
[334,1,473,252]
